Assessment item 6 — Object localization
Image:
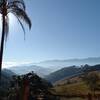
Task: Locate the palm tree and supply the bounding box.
[0,0,31,79]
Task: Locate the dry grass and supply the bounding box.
[54,82,90,95]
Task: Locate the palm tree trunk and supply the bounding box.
[0,14,5,81]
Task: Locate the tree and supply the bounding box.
[8,72,58,100]
[0,0,31,79]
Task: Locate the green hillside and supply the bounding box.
[52,71,100,100]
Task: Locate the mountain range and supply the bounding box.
[6,57,100,76]
[45,64,100,83]
[35,57,100,70]
[0,69,15,89]
[8,65,52,77]
[3,64,100,85]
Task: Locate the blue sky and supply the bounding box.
[2,0,100,67]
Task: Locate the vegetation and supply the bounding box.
[0,65,100,100]
[0,72,59,100]
[54,82,89,95]
[0,0,31,78]
[81,72,100,94]
[53,71,100,100]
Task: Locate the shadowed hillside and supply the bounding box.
[45,64,100,83]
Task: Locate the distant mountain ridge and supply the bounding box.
[45,64,100,83]
[8,65,52,77]
[2,69,15,77]
[35,57,100,70]
[0,69,15,89]
[5,57,100,77]
[38,57,100,63]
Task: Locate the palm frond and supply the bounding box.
[7,0,25,10]
[13,13,26,40]
[0,0,3,9]
[4,16,9,41]
[10,7,31,29]
[0,0,31,40]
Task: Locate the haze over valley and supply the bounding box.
[4,57,100,77]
